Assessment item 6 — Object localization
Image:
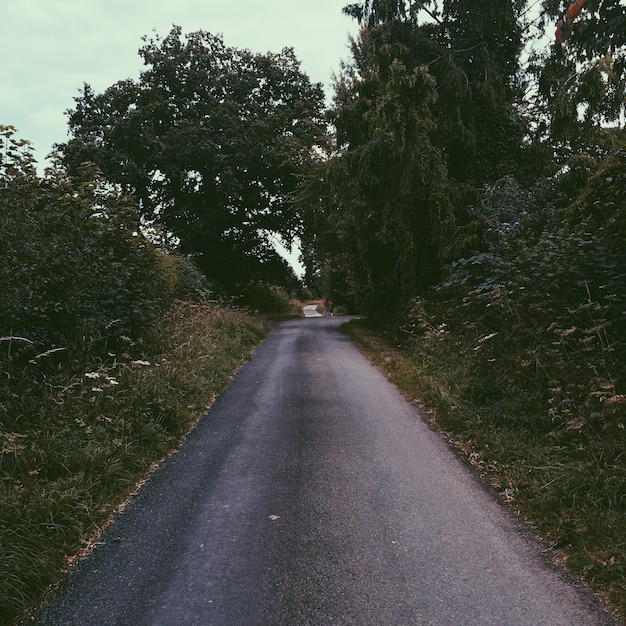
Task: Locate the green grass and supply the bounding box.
[3,296,623,623]
[0,301,268,625]
[343,318,626,624]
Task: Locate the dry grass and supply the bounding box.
[343,318,626,624]
[0,301,267,625]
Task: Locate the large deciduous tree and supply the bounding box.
[58,27,327,290]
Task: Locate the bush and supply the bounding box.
[0,128,212,432]
[0,140,165,354]
[238,283,293,315]
[390,155,626,614]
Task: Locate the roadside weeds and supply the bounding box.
[0,301,268,626]
[342,318,626,625]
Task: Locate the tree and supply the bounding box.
[529,0,626,163]
[301,0,530,320]
[553,0,626,56]
[343,0,410,24]
[308,20,446,322]
[341,0,528,184]
[437,0,527,183]
[58,27,327,291]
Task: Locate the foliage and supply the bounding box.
[546,0,626,57]
[58,27,326,291]
[0,125,269,624]
[529,0,626,163]
[0,302,267,625]
[237,283,293,316]
[303,0,531,320]
[349,147,626,615]
[330,23,446,320]
[340,0,528,184]
[0,127,200,367]
[343,0,411,24]
[437,0,528,183]
[428,148,625,427]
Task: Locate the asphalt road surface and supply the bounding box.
[36,317,615,625]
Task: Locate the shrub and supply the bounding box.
[238,283,292,315]
[0,127,208,422]
[1,139,164,355]
[0,128,212,430]
[389,154,626,614]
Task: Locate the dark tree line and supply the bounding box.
[300,0,625,322]
[300,0,530,321]
[55,4,625,320]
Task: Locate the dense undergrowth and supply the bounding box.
[344,148,626,622]
[1,302,267,625]
[0,127,272,625]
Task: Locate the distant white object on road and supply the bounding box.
[302,304,322,317]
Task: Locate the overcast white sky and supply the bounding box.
[2,0,359,168]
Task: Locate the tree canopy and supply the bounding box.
[321,20,446,320]
[51,6,626,313]
[299,0,531,321]
[58,27,326,291]
[528,0,626,162]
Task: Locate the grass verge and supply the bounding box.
[1,301,268,625]
[343,318,626,624]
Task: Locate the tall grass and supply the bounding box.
[344,304,626,623]
[0,301,267,625]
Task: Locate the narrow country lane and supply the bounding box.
[302,303,323,317]
[36,317,615,625]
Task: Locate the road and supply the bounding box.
[302,303,323,317]
[36,316,614,625]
